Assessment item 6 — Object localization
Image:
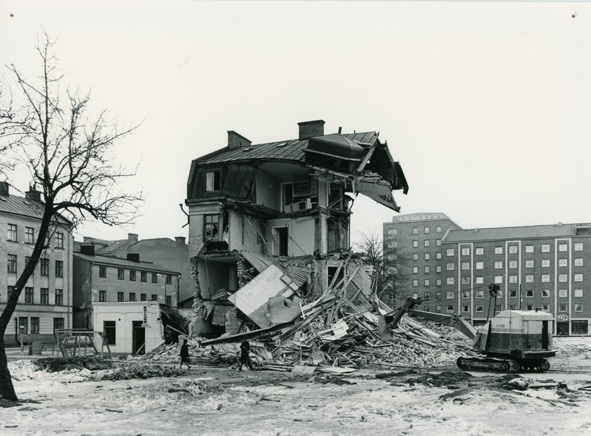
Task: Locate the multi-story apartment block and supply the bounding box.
[80,233,193,307]
[186,120,408,336]
[0,182,74,345]
[385,213,591,336]
[72,244,182,329]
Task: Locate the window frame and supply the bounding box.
[55,260,64,278]
[40,287,49,305]
[7,254,17,274]
[205,169,222,192]
[25,227,35,244]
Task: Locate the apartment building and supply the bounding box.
[0,182,73,345]
[81,233,193,307]
[72,244,181,330]
[384,213,591,336]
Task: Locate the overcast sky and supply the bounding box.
[2,1,590,247]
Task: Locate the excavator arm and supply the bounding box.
[378,297,477,341]
[407,309,477,341]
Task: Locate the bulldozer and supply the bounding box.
[379,288,555,372]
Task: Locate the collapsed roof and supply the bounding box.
[187,121,408,212]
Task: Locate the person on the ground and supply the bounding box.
[238,340,255,371]
[180,339,191,369]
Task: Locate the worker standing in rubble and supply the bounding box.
[179,339,191,369]
[238,340,255,371]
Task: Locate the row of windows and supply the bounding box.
[422,303,584,314]
[411,239,441,248]
[386,225,444,236]
[405,242,586,255]
[412,273,584,287]
[7,255,64,277]
[6,224,65,248]
[418,288,585,301]
[98,265,173,284]
[6,286,64,305]
[414,260,584,274]
[17,316,64,334]
[99,290,163,303]
[411,252,586,268]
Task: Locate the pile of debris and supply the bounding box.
[140,262,474,372]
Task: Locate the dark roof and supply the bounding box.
[73,252,181,274]
[444,223,590,243]
[0,192,71,225]
[195,132,379,166]
[0,193,46,218]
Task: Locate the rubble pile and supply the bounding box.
[141,284,474,372]
[100,364,188,380]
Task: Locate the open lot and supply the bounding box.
[2,337,591,436]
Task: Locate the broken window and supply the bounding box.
[329,185,343,209]
[204,214,220,240]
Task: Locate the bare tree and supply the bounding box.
[0,35,142,401]
[354,231,408,305]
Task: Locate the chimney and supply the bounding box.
[128,233,139,243]
[80,245,95,256]
[25,185,42,202]
[127,253,140,262]
[227,131,252,150]
[298,120,325,140]
[175,236,186,245]
[0,181,9,196]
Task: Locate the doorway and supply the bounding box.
[132,321,145,355]
[277,227,288,256]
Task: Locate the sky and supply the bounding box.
[1,1,591,247]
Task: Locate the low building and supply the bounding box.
[92,301,163,355]
[0,182,74,346]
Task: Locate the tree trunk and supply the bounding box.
[0,336,17,401]
[0,199,53,402]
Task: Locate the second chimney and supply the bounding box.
[227,131,252,150]
[0,181,9,197]
[298,120,325,140]
[25,185,42,202]
[175,236,186,245]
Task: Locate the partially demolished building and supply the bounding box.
[185,120,408,338]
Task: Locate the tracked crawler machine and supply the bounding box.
[379,296,556,372]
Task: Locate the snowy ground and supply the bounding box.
[2,337,591,436]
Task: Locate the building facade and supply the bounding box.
[0,182,74,345]
[73,245,181,330]
[385,213,591,336]
[81,233,194,307]
[93,301,163,355]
